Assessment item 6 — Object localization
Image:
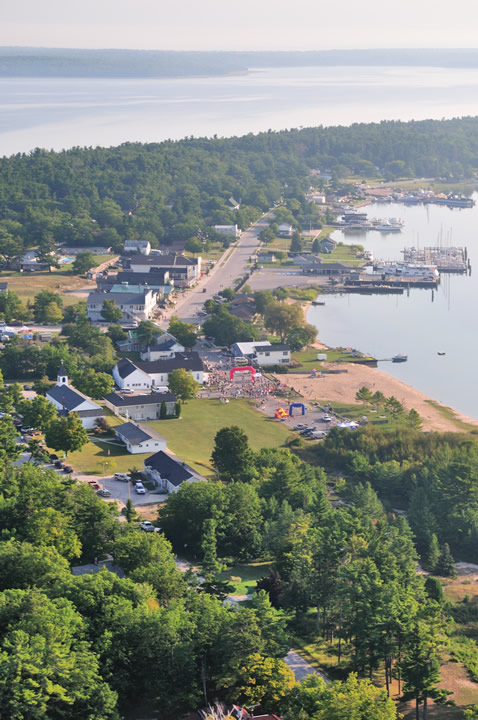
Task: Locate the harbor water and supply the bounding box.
[307,195,478,419]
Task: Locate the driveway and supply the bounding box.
[285,650,330,683]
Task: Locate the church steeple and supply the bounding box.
[57,363,68,387]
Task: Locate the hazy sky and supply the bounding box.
[3,0,478,51]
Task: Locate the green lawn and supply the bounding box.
[67,436,152,475]
[290,347,372,373]
[145,398,292,475]
[217,561,272,596]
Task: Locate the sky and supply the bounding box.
[2,0,478,51]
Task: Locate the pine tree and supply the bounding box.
[435,543,457,578]
[424,533,440,572]
[160,400,167,419]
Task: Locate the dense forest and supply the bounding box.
[1,116,478,263]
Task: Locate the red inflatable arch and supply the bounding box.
[229,366,257,381]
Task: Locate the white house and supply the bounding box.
[123,239,151,255]
[87,289,157,323]
[112,353,207,390]
[103,391,176,421]
[254,344,291,366]
[114,421,166,454]
[140,333,185,361]
[46,364,105,430]
[144,450,204,493]
[214,224,241,238]
[230,340,290,366]
[278,224,293,237]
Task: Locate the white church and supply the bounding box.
[46,363,105,430]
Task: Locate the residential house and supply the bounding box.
[144,450,204,494]
[278,224,293,237]
[254,343,291,366]
[97,270,173,292]
[123,239,151,255]
[214,224,241,237]
[112,352,207,390]
[230,341,290,366]
[46,364,104,430]
[114,421,166,454]
[103,391,176,421]
[140,333,185,361]
[257,251,277,263]
[86,289,157,323]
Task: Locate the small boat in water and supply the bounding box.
[437,351,446,356]
[392,354,408,363]
[311,300,326,306]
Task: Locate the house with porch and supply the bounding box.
[144,451,204,494]
[112,353,206,390]
[114,421,166,454]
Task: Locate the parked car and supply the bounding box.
[135,482,146,495]
[49,453,59,461]
[63,465,73,474]
[54,460,64,469]
[97,489,112,497]
[114,472,130,481]
[140,521,160,532]
[88,481,101,491]
[23,385,33,391]
[292,423,306,430]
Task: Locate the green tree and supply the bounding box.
[424,577,444,604]
[168,368,199,400]
[19,394,58,431]
[202,518,223,575]
[0,415,22,464]
[107,324,128,343]
[185,236,203,255]
[0,291,26,322]
[401,618,449,720]
[160,400,167,419]
[424,533,440,572]
[136,320,163,347]
[408,408,423,430]
[222,653,295,711]
[435,543,457,578]
[211,426,254,480]
[124,498,137,524]
[290,231,304,253]
[264,301,304,342]
[73,368,113,399]
[355,386,374,405]
[100,299,122,323]
[33,290,63,323]
[168,316,197,349]
[43,301,63,324]
[312,237,320,253]
[72,251,97,274]
[44,412,89,457]
[287,325,316,351]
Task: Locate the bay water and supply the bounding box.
[307,197,478,419]
[4,65,478,156]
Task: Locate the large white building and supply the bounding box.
[87,289,157,323]
[112,353,207,390]
[230,340,291,366]
[46,364,105,430]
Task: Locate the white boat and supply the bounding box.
[375,262,439,279]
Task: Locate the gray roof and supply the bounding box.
[58,362,67,376]
[88,291,150,305]
[145,451,193,487]
[255,344,290,352]
[115,357,139,379]
[116,271,171,285]
[47,384,90,411]
[126,253,197,266]
[115,422,154,445]
[104,391,176,407]
[58,407,104,418]
[136,352,204,374]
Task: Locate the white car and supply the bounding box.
[139,521,160,533]
[114,472,130,482]
[135,482,146,494]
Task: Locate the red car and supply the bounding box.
[88,480,101,491]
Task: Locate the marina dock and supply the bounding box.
[339,274,439,293]
[402,246,469,273]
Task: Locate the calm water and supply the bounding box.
[307,196,478,418]
[4,65,478,155]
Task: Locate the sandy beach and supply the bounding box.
[283,300,478,433]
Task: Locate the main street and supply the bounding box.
[159,213,271,327]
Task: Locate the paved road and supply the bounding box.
[285,650,330,683]
[160,213,271,327]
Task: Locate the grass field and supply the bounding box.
[290,347,376,373]
[217,561,272,596]
[2,272,93,307]
[146,397,292,475]
[66,436,151,475]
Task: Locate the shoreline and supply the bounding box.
[293,299,478,433]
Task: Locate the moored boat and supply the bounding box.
[392,354,408,363]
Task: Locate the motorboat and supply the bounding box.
[392,354,408,363]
